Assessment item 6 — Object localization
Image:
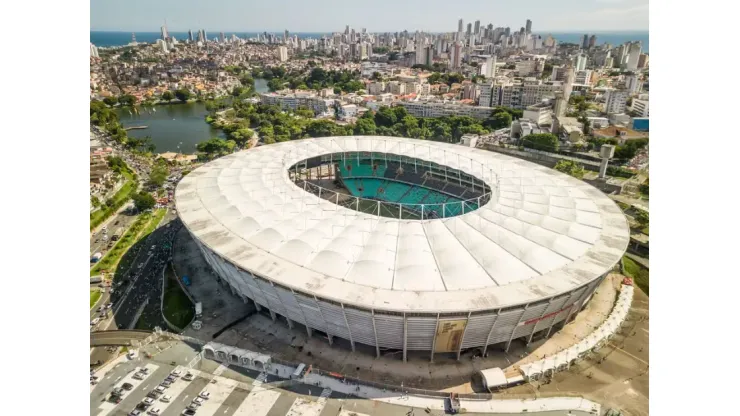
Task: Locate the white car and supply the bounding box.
[198,391,210,399]
[159,395,171,403]
[90,318,100,326]
[155,386,166,394]
[170,370,181,377]
[192,397,204,406]
[133,373,144,380]
[142,398,154,406]
[127,351,138,359]
[147,408,161,415]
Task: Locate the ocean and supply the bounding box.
[90,31,649,53]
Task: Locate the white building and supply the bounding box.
[450,41,463,69]
[90,43,99,58]
[478,81,494,107]
[492,82,561,109]
[522,102,553,125]
[398,101,495,119]
[484,55,497,78]
[340,104,358,119]
[575,54,588,71]
[631,98,649,117]
[405,82,421,94]
[259,92,330,114]
[388,81,406,95]
[278,46,288,62]
[626,42,642,71]
[603,89,629,114]
[574,70,593,85]
[368,81,386,95]
[626,75,643,95]
[516,60,538,76]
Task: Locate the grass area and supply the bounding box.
[140,208,167,239]
[90,289,102,308]
[622,256,649,296]
[163,272,195,330]
[90,180,137,230]
[90,208,166,277]
[641,225,649,235]
[90,211,152,276]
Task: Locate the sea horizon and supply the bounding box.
[91,30,648,52]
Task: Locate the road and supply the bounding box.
[89,208,138,257]
[91,208,179,366]
[90,330,152,347]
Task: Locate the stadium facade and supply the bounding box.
[175,136,630,361]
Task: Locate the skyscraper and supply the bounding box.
[581,34,589,49]
[450,41,463,69]
[161,23,169,41]
[484,55,496,78]
[525,19,532,34]
[188,30,194,42]
[466,23,472,36]
[219,32,225,43]
[458,18,464,33]
[575,54,588,71]
[588,35,597,49]
[284,30,289,42]
[278,46,288,62]
[554,64,575,118]
[626,42,642,70]
[90,43,99,58]
[197,30,205,43]
[474,20,481,35]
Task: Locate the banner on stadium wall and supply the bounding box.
[517,304,575,327]
[434,319,468,353]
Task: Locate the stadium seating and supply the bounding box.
[399,186,430,205]
[338,159,387,178]
[379,181,412,202]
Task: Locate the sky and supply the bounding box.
[90,0,648,33]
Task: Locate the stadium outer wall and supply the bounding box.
[189,234,606,362]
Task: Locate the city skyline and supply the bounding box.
[90,0,649,33]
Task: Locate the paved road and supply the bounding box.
[91,330,152,347]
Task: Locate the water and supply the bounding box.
[90,30,648,52]
[116,102,223,153]
[538,31,649,53]
[90,31,328,47]
[114,80,268,153]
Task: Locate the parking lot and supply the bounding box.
[90,341,599,416]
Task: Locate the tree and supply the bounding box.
[132,191,156,212]
[427,72,443,84]
[161,91,174,102]
[196,138,235,155]
[118,94,137,107]
[103,96,118,107]
[554,160,586,179]
[240,74,255,87]
[148,161,169,188]
[371,71,382,81]
[232,86,247,97]
[91,196,101,208]
[484,111,512,130]
[175,89,192,102]
[634,209,649,228]
[521,133,559,152]
[375,106,397,127]
[354,117,377,135]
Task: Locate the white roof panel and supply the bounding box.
[176,136,629,313]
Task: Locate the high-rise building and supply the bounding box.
[637,53,649,69]
[197,30,204,43]
[485,55,497,78]
[588,35,597,49]
[626,75,643,95]
[188,30,194,42]
[458,18,464,33]
[345,25,350,35]
[604,89,629,114]
[575,54,588,71]
[161,23,169,41]
[450,41,463,69]
[284,30,289,42]
[219,32,225,43]
[203,30,209,42]
[478,80,494,107]
[474,20,481,34]
[526,19,532,34]
[90,43,99,58]
[626,42,642,70]
[278,46,288,62]
[581,34,589,49]
[554,65,575,117]
[466,23,472,36]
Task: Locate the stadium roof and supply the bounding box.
[175,136,630,313]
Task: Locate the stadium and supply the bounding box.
[175,136,630,361]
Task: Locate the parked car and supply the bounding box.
[159,395,171,403]
[147,408,161,415]
[182,373,194,381]
[198,391,210,399]
[122,383,134,390]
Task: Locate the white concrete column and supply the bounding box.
[482,309,501,356]
[341,304,356,352]
[456,311,472,361]
[528,299,554,345]
[403,313,408,362]
[371,310,381,358]
[505,304,530,352]
[430,313,440,363]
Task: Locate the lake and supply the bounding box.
[115,79,269,153]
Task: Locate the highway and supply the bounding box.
[90,330,152,347]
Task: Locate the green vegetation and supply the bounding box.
[427,72,465,85]
[372,46,390,54]
[252,66,365,93]
[118,94,137,107]
[622,256,649,296]
[606,166,637,178]
[163,271,195,329]
[554,160,586,179]
[148,160,169,188]
[196,138,237,158]
[634,209,649,228]
[175,88,192,102]
[521,133,560,152]
[90,290,102,308]
[90,161,137,231]
[132,191,156,212]
[90,210,156,276]
[140,208,167,239]
[161,90,174,102]
[103,96,118,107]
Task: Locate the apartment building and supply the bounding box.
[388,81,406,95]
[397,101,495,119]
[492,82,561,109]
[259,92,331,114]
[631,98,649,117]
[603,89,629,114]
[368,81,386,95]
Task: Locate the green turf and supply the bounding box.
[90,290,102,308]
[622,256,649,296]
[90,211,152,276]
[163,273,195,330]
